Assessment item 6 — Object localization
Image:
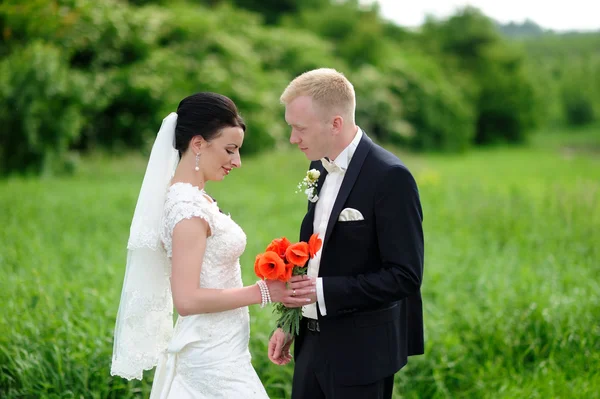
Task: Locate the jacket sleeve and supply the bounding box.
[322,165,424,316]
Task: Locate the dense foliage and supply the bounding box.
[0,0,598,174]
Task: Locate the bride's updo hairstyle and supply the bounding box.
[174,92,246,158]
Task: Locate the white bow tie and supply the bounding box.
[321,157,342,174]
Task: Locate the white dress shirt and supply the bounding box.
[303,128,363,319]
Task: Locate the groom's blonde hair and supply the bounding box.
[280,68,356,123]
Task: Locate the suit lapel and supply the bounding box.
[308,164,328,212]
[322,134,372,251]
[300,162,328,242]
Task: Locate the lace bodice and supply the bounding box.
[161,183,247,289]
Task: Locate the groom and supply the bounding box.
[268,68,425,399]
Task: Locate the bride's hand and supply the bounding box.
[264,280,288,303]
[265,276,316,306]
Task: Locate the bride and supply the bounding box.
[110,92,315,398]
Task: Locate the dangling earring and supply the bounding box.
[195,153,200,171]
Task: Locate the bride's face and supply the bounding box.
[199,126,244,181]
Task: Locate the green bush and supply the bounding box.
[561,61,597,126]
[152,3,290,154]
[75,67,166,151]
[250,26,341,78]
[0,42,85,175]
[0,0,162,68]
[3,0,598,176]
[563,90,595,126]
[284,1,389,68]
[383,52,476,152]
[0,0,171,153]
[64,1,170,150]
[422,7,539,145]
[67,2,290,154]
[475,45,538,144]
[351,65,405,143]
[228,0,327,24]
[519,32,600,127]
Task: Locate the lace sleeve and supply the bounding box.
[161,184,217,258]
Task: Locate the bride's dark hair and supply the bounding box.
[174,92,246,158]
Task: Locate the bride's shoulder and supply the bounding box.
[166,182,211,206]
[163,182,217,226]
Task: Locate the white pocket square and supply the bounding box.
[338,208,364,222]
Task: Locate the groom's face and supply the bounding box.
[285,96,331,161]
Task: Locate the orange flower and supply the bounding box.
[308,234,322,258]
[285,242,310,267]
[255,251,286,280]
[280,263,295,282]
[254,254,263,279]
[265,237,291,259]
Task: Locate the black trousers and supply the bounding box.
[291,321,394,399]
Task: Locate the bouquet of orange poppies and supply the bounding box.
[254,234,322,335]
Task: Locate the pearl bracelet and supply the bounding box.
[256,280,272,308]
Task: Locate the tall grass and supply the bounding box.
[1,128,599,398]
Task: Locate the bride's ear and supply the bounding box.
[190,135,206,153]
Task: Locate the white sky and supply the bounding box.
[363,0,599,32]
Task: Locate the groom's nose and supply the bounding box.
[290,130,300,145]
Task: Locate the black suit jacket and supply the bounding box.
[294,132,424,386]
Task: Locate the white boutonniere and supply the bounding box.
[296,169,320,203]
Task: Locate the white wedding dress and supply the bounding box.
[149,182,269,399]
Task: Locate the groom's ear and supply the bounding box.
[331,115,343,135]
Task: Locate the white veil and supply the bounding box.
[111,112,180,380]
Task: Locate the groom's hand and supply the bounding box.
[282,275,317,308]
[268,328,294,365]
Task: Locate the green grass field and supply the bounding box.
[1,127,599,398]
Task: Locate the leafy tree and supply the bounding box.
[382,51,476,151]
[0,42,85,175]
[519,32,600,127]
[227,0,328,24]
[422,7,539,144]
[283,0,389,68]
